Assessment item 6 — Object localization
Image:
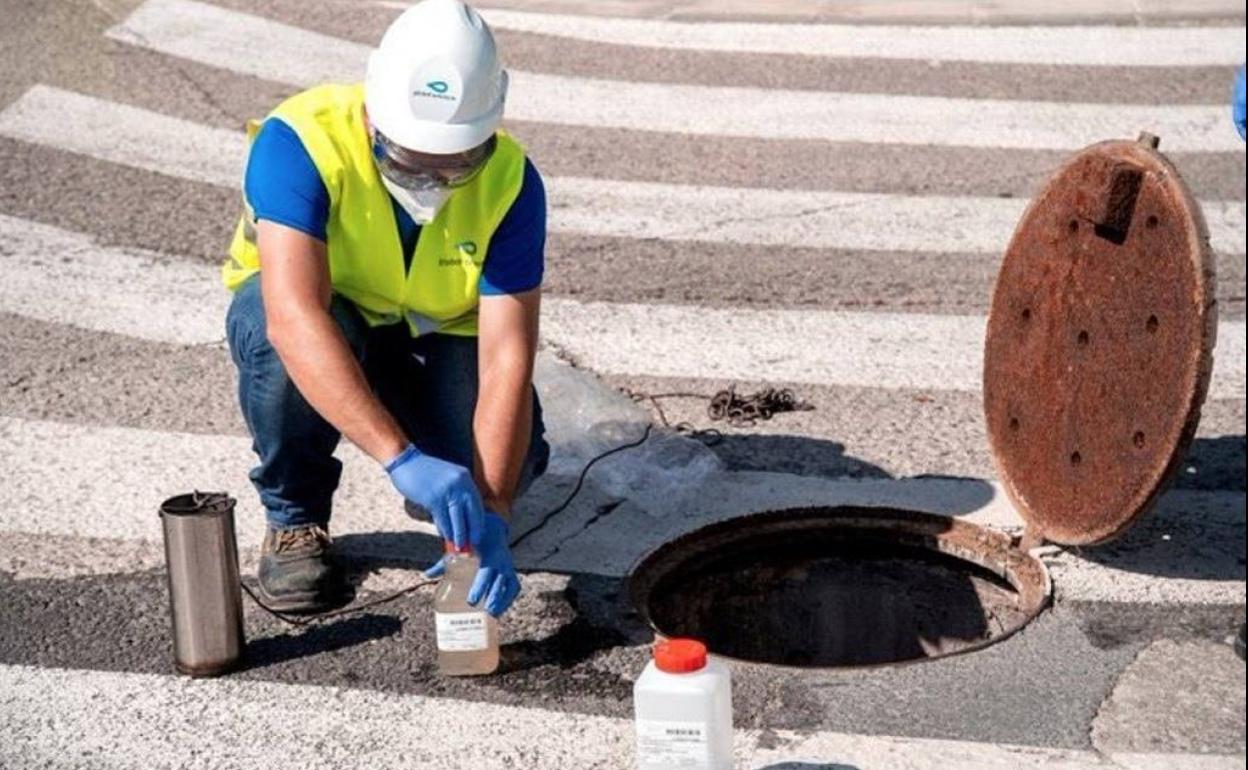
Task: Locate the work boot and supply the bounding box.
[257,524,352,613]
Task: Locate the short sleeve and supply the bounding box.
[479,158,546,296]
[243,118,331,242]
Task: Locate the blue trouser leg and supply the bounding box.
[225,275,369,529]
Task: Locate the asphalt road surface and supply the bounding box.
[0,0,1245,768]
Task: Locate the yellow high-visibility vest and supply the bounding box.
[224,83,526,337]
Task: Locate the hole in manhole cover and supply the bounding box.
[629,508,1051,668]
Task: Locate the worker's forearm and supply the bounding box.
[267,308,408,464]
[472,350,535,517]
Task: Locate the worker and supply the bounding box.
[223,0,548,619]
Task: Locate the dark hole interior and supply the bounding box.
[642,534,1028,668]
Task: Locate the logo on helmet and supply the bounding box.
[412,79,457,102]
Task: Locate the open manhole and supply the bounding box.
[629,508,1051,668]
[629,134,1216,669]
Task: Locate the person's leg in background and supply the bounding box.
[225,274,369,612]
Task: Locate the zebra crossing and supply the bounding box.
[0,0,1244,767]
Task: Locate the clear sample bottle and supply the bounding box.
[433,543,499,676]
[634,638,733,770]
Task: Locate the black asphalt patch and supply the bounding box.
[0,564,1163,748]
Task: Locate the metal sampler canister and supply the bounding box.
[158,491,245,677]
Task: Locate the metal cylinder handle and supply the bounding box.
[159,491,245,677]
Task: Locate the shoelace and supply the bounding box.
[273,525,330,554]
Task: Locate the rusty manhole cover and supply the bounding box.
[629,508,1050,668]
[985,134,1218,545]
[627,135,1216,668]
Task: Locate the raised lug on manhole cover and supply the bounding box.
[984,135,1217,546]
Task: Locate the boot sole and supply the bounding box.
[255,582,353,615]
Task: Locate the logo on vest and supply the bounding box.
[439,240,481,268]
[412,80,457,102]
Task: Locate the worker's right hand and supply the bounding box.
[385,444,485,549]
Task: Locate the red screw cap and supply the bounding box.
[654,638,708,674]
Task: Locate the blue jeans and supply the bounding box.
[225,275,549,529]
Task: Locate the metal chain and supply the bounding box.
[630,385,813,433]
[706,385,814,427]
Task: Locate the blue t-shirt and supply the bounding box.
[243,118,545,296]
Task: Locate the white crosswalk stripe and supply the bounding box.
[3,87,1243,256]
[106,0,1246,151]
[2,0,1245,765]
[464,5,1248,67]
[6,663,1242,769]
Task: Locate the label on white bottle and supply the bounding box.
[435,611,489,652]
[636,720,711,767]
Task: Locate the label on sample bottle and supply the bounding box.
[636,720,711,768]
[435,611,489,651]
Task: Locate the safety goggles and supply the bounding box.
[371,130,497,190]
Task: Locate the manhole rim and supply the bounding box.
[627,505,1053,671]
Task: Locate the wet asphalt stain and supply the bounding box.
[1069,601,1245,651]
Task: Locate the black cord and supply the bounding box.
[242,425,658,626]
[508,424,654,550]
[243,384,810,626]
[240,574,437,627]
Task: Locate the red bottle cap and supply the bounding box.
[444,540,473,555]
[654,638,708,674]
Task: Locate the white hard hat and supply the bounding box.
[364,0,508,155]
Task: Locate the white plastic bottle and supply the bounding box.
[432,543,499,676]
[634,638,733,769]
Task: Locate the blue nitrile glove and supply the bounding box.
[1233,65,1246,141]
[424,512,520,618]
[386,443,485,549]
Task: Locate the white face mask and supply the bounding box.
[380,174,452,225]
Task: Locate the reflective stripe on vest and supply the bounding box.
[223,83,527,337]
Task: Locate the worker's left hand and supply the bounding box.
[424,511,521,617]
